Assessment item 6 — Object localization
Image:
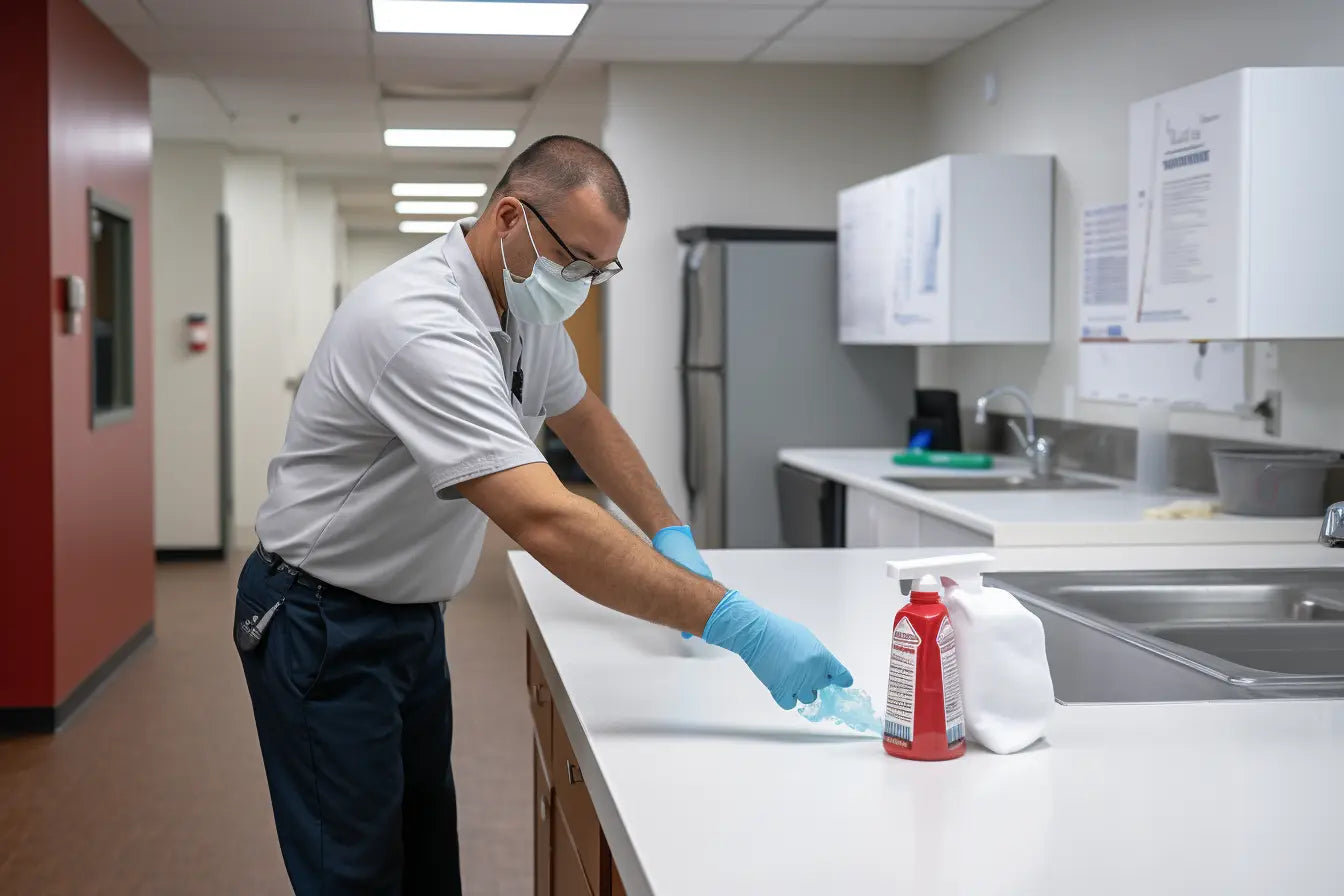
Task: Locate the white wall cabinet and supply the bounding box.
[844,488,993,549]
[838,154,1053,346]
[1127,67,1344,341]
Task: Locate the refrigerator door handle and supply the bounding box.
[682,370,698,502]
[681,242,705,372]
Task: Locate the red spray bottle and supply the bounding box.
[882,573,966,761]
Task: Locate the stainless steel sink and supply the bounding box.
[989,568,1344,702]
[1142,623,1344,677]
[882,474,1115,492]
[1036,581,1344,624]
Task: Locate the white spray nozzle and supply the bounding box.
[887,552,997,593]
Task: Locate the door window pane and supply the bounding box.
[90,196,133,424]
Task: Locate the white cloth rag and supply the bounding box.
[944,579,1055,754]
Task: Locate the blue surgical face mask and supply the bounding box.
[500,212,589,326]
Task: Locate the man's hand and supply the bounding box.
[652,525,712,639]
[702,591,852,710]
[459,463,853,711]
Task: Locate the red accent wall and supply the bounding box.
[0,0,153,710]
[0,1,57,709]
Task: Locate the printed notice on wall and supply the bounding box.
[1075,197,1246,412]
[838,175,899,342]
[1127,72,1242,336]
[1080,203,1129,340]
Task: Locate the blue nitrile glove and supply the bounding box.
[652,525,712,639]
[701,590,853,710]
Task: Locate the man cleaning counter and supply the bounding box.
[511,542,1344,896]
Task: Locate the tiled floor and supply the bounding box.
[0,522,536,895]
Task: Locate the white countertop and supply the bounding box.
[779,447,1319,546]
[510,543,1344,896]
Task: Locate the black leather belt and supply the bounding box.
[256,544,340,596]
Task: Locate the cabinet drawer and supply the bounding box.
[551,708,603,896]
[527,635,553,763]
[918,512,993,547]
[845,488,921,547]
[534,742,552,896]
[553,803,595,896]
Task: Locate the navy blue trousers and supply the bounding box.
[235,549,462,895]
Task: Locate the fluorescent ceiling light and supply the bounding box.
[400,220,459,234]
[393,182,488,198]
[395,200,479,215]
[385,128,516,148]
[372,0,589,37]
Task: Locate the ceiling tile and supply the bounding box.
[336,190,403,210]
[568,36,761,62]
[387,147,512,166]
[326,163,497,184]
[754,37,964,64]
[113,25,368,58]
[601,0,813,5]
[142,0,368,31]
[581,4,801,38]
[546,61,608,93]
[210,80,381,115]
[343,210,402,228]
[823,0,1039,7]
[374,54,557,89]
[381,99,531,129]
[104,25,190,68]
[82,0,156,26]
[372,33,568,61]
[150,75,232,139]
[190,54,373,84]
[788,7,1020,40]
[227,126,386,157]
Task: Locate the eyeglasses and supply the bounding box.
[516,198,623,285]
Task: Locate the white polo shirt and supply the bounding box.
[255,218,587,604]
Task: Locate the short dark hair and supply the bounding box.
[489,135,630,220]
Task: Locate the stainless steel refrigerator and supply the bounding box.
[678,226,916,548]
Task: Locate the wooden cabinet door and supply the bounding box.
[551,708,604,896]
[527,635,553,764]
[611,862,627,896]
[534,744,552,896]
[553,803,594,896]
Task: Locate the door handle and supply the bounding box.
[565,759,583,785]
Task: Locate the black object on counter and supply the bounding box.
[910,389,962,451]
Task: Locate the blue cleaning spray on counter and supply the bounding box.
[797,685,883,736]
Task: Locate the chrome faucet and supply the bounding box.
[1320,503,1344,547]
[975,385,1057,479]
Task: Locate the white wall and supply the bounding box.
[603,63,928,519]
[344,232,433,294]
[292,180,340,373]
[918,0,1344,449]
[151,139,226,548]
[225,154,298,542]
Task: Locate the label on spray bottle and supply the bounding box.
[884,616,921,747]
[937,617,965,747]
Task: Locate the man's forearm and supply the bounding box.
[512,491,724,632]
[549,390,680,536]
